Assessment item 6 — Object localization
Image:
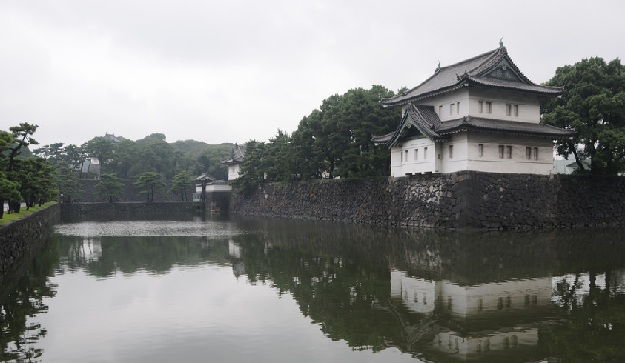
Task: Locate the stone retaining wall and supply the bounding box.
[75,179,194,203]
[0,204,60,274]
[60,202,197,222]
[231,171,625,229]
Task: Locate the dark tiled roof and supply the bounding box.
[195,173,216,182]
[372,105,575,146]
[223,143,247,165]
[383,46,561,106]
[373,104,441,146]
[437,117,577,138]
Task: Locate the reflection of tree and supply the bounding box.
[236,233,411,352]
[0,241,59,361]
[540,270,625,362]
[56,235,231,277]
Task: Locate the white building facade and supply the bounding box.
[376,44,575,176]
[223,143,246,181]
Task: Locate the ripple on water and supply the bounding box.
[54,220,242,238]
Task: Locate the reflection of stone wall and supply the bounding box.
[60,202,196,222]
[0,204,60,274]
[231,171,625,229]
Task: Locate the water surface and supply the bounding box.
[1,218,624,362]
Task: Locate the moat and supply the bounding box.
[2,216,624,362]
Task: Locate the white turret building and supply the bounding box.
[223,143,247,181]
[375,43,575,176]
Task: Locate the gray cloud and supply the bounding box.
[0,0,624,147]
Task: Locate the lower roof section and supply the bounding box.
[373,104,575,147]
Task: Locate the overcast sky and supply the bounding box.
[1,0,624,147]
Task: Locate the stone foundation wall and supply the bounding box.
[231,171,625,229]
[0,204,60,274]
[74,179,193,203]
[60,202,197,222]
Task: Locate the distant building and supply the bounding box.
[78,157,101,179]
[375,42,575,176]
[192,173,231,202]
[223,143,247,181]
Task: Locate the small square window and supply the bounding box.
[423,147,428,159]
[514,104,519,116]
[478,101,484,113]
[448,145,453,159]
[506,104,512,116]
[498,145,504,159]
[506,146,513,159]
[526,147,532,160]
[414,148,418,160]
[439,105,443,115]
[478,144,484,157]
[456,102,460,114]
[486,102,492,113]
[404,149,408,161]
[449,104,453,115]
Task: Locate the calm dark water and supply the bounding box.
[1,218,625,363]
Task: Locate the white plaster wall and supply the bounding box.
[467,88,541,124]
[464,134,554,175]
[440,134,470,173]
[228,164,241,180]
[391,138,436,176]
[415,89,470,122]
[392,133,555,176]
[205,184,233,192]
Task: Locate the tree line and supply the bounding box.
[234,85,401,194]
[32,133,233,203]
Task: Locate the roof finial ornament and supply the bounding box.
[435,60,440,73]
[499,37,504,48]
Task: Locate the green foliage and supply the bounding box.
[6,123,38,171]
[235,85,399,192]
[0,124,56,216]
[96,173,124,202]
[0,172,21,219]
[170,171,192,201]
[233,141,267,195]
[133,171,164,202]
[12,158,57,208]
[544,57,625,175]
[77,134,232,181]
[83,136,117,169]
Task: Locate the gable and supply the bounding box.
[482,58,528,84]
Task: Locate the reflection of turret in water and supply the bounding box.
[228,239,241,259]
[390,268,554,361]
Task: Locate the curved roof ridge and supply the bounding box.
[393,47,500,100]
[438,47,500,72]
